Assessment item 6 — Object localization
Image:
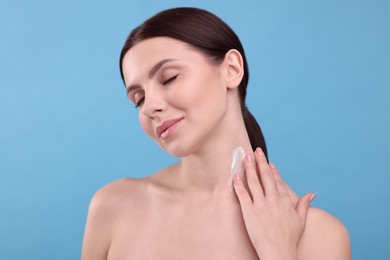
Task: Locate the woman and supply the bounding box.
[82,7,350,259]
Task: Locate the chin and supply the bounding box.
[154,124,212,158]
[158,139,198,158]
[160,144,192,158]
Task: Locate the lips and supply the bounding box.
[156,117,184,139]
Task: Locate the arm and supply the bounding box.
[81,188,113,260]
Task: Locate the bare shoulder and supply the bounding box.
[88,164,178,216]
[81,178,149,260]
[92,178,145,203]
[88,177,153,219]
[298,207,351,260]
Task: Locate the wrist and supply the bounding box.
[256,246,298,260]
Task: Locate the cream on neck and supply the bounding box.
[175,104,253,197]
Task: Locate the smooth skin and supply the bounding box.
[234,148,315,260]
[82,37,351,259]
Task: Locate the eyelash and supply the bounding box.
[162,74,178,85]
[134,75,179,108]
[135,99,144,108]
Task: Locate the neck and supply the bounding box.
[176,107,252,198]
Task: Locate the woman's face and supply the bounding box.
[122,37,229,157]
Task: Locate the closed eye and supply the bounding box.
[135,98,144,108]
[134,75,179,109]
[162,75,179,85]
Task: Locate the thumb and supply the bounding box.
[296,193,316,227]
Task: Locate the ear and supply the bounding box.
[222,49,244,89]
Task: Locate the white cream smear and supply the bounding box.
[229,146,245,189]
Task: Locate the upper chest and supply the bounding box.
[107,195,260,260]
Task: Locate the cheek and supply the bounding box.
[186,80,226,117]
[173,72,226,112]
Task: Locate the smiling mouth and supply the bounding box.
[156,117,184,140]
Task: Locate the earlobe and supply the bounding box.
[223,49,244,89]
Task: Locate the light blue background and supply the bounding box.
[1,0,389,259]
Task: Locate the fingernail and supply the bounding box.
[245,153,252,162]
[256,147,264,156]
[234,173,241,181]
[269,162,276,169]
[309,193,316,202]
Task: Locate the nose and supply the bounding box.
[140,89,166,118]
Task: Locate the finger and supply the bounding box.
[244,152,264,202]
[269,163,300,204]
[296,193,316,227]
[255,147,277,197]
[269,162,292,199]
[233,173,253,210]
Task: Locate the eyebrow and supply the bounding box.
[126,59,176,94]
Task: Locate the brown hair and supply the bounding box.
[119,7,268,160]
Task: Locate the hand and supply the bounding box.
[233,147,315,260]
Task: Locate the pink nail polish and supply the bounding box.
[245,153,252,162]
[309,193,316,202]
[269,162,276,168]
[256,147,264,156]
